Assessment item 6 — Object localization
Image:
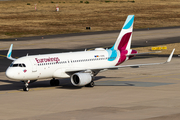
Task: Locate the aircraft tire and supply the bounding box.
[85,81,94,87]
[50,80,59,86]
[23,87,29,91]
[50,80,55,86]
[55,80,59,86]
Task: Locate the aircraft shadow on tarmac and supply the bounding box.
[0,79,23,91]
[0,76,130,91]
[0,76,173,91]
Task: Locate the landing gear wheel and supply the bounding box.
[55,80,59,86]
[50,79,59,86]
[50,80,55,86]
[23,80,30,91]
[85,81,94,87]
[23,86,29,91]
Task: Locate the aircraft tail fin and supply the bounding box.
[112,15,134,51]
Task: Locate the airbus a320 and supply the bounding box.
[6,15,175,91]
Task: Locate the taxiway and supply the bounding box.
[0,27,180,120]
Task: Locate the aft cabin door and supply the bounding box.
[29,59,37,72]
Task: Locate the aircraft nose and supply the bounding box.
[6,68,15,79]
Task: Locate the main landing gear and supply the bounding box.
[23,80,30,91]
[85,76,95,87]
[50,78,59,86]
[85,81,94,87]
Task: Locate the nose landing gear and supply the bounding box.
[23,80,30,91]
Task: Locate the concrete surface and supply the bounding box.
[0,28,180,120]
[0,57,179,120]
[0,27,180,51]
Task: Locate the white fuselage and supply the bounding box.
[6,49,121,81]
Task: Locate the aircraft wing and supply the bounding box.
[126,51,161,57]
[65,48,175,73]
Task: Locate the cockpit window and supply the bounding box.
[19,64,22,67]
[12,64,18,67]
[22,64,26,67]
[10,63,26,67]
[10,63,13,67]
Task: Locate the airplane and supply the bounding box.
[6,15,175,91]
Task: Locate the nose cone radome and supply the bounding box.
[6,68,16,79]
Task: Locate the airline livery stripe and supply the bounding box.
[117,32,132,50]
[123,15,134,29]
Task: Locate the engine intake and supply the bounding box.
[71,73,92,86]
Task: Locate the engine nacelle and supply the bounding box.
[71,73,92,86]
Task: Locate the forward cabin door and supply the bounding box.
[29,59,37,72]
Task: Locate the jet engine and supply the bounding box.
[71,73,92,86]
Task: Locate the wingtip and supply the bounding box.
[7,44,13,58]
[166,48,175,63]
[7,44,16,61]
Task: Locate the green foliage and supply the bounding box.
[51,1,54,3]
[104,0,135,3]
[27,3,30,5]
[85,1,89,4]
[5,32,12,36]
[128,0,135,3]
[80,1,83,3]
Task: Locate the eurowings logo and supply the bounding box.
[23,69,27,73]
[35,57,60,63]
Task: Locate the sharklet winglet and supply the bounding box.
[7,44,17,61]
[166,48,175,63]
